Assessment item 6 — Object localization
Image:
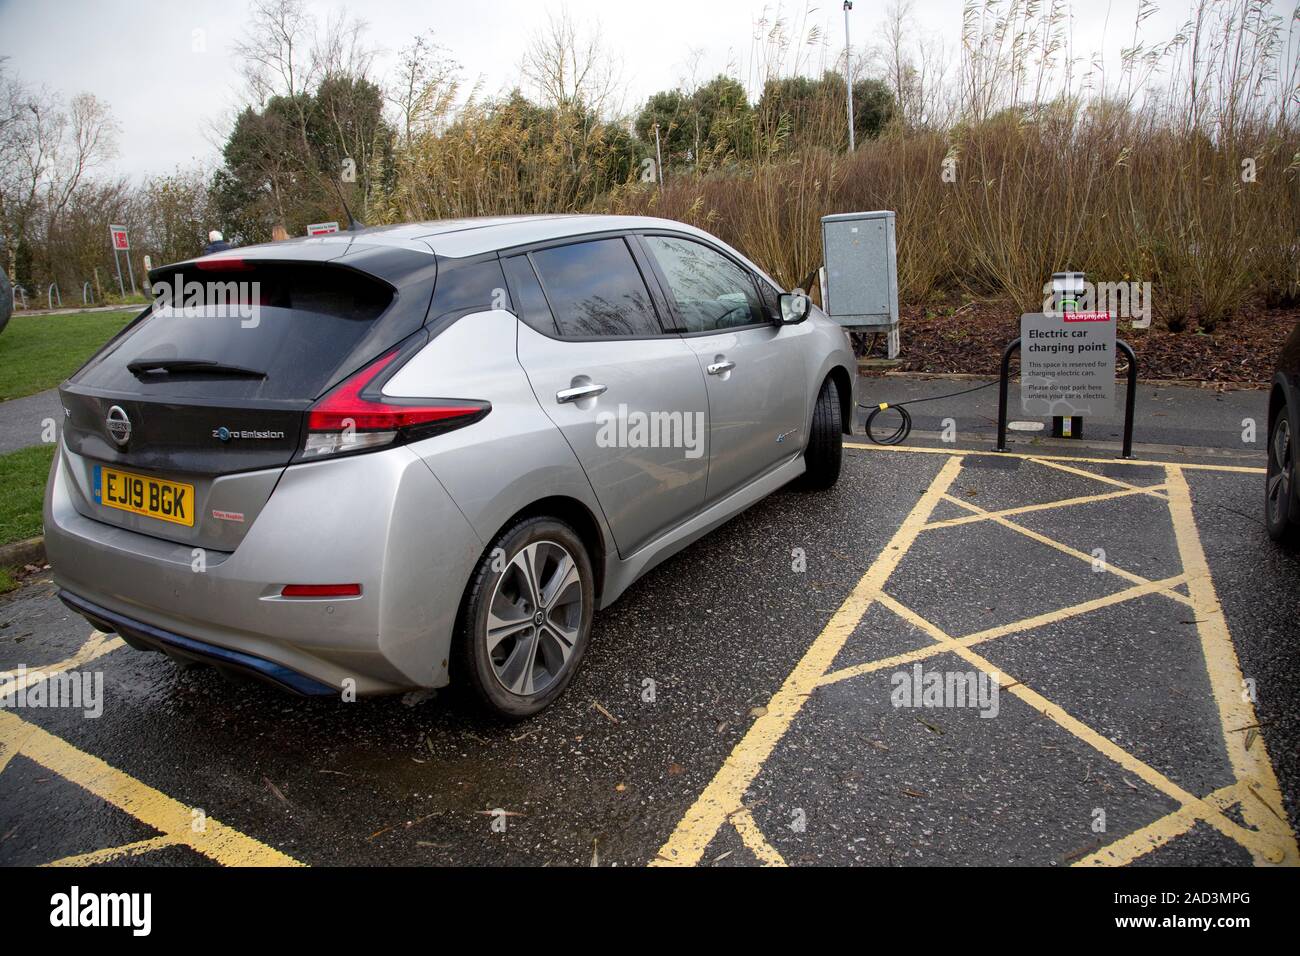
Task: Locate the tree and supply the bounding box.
[852,77,895,141]
[218,0,391,237]
[634,75,754,172]
[634,89,691,167]
[756,71,894,153]
[137,168,211,266]
[523,10,619,116]
[310,73,391,221]
[388,31,460,147]
[216,97,314,240]
[0,59,118,289]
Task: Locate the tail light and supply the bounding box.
[300,349,490,460]
[194,256,254,271]
[281,584,362,598]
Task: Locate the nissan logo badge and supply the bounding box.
[105,405,132,446]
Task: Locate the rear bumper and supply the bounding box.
[59,590,336,696]
[43,441,484,695]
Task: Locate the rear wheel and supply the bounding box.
[801,376,843,490]
[1266,404,1298,544]
[455,517,594,719]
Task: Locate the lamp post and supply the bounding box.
[653,123,664,186]
[844,0,855,152]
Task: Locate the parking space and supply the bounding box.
[1,443,1297,867]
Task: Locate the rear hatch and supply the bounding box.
[58,241,437,550]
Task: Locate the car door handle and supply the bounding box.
[556,382,607,404]
[707,360,736,376]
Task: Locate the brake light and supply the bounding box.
[301,349,490,459]
[281,584,361,598]
[194,256,254,271]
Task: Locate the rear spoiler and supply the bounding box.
[149,242,437,293]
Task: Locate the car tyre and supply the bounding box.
[455,516,594,719]
[800,376,843,490]
[1266,403,1299,544]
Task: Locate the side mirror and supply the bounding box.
[778,291,811,325]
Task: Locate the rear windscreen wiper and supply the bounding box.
[127,358,267,379]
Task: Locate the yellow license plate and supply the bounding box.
[94,465,195,527]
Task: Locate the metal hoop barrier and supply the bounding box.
[996,337,1137,460]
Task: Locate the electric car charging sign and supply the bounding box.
[1019,311,1115,416]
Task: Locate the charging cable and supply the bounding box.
[858,380,997,445]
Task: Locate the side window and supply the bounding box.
[429,257,509,321]
[643,235,766,333]
[501,254,558,335]
[529,237,663,338]
[755,275,781,316]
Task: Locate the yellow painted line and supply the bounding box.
[1165,465,1298,866]
[1031,457,1168,498]
[817,574,1189,688]
[0,708,302,867]
[955,574,1188,645]
[1075,802,1201,866]
[0,632,122,775]
[942,494,1195,608]
[651,455,965,866]
[923,484,1168,530]
[845,442,1266,474]
[1075,782,1244,867]
[0,630,125,695]
[0,718,35,776]
[729,808,787,866]
[45,835,182,867]
[873,594,1285,862]
[815,638,958,688]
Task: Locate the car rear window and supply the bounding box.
[73,263,395,401]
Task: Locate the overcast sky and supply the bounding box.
[0,0,1293,180]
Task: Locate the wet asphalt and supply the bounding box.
[0,415,1296,867]
[859,375,1270,453]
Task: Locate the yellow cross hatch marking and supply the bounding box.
[654,449,1297,867]
[922,484,1168,530]
[651,456,966,866]
[940,492,1194,608]
[0,637,302,867]
[729,807,788,866]
[843,441,1267,474]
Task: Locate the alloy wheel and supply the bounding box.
[1268,416,1293,523]
[485,540,584,698]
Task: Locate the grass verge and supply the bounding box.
[0,443,54,593]
[0,310,134,401]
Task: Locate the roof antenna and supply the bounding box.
[327,165,365,232]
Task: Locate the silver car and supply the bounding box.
[44,215,855,717]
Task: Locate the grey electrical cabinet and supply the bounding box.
[820,210,898,328]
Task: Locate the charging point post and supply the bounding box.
[996,271,1138,459]
[1049,271,1087,440]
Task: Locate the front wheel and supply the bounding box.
[800,376,843,490]
[1266,404,1298,544]
[455,517,595,719]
